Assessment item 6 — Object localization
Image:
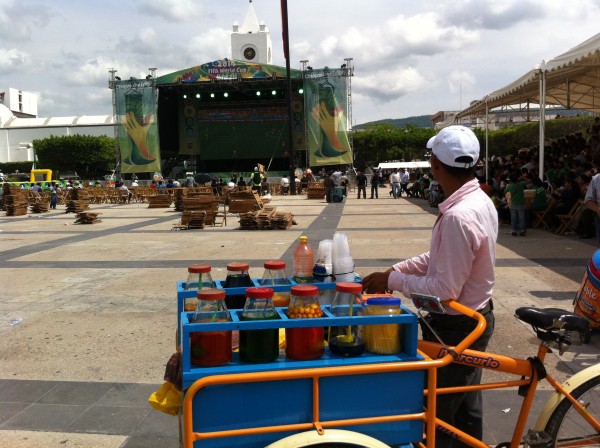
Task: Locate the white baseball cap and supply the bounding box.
[429,125,480,168]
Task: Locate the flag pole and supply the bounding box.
[281,0,296,194]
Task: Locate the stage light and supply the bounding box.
[183,94,187,99]
[298,88,304,94]
[256,91,261,96]
[196,93,200,99]
[223,92,229,98]
[210,93,215,98]
[271,90,277,96]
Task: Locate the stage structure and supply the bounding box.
[302,60,354,168]
[108,58,354,175]
[154,59,305,173]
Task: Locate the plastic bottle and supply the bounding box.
[184,264,215,311]
[293,236,314,284]
[190,288,232,367]
[239,287,280,363]
[259,260,291,306]
[328,282,365,357]
[285,285,324,360]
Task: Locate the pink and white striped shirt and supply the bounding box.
[388,178,498,315]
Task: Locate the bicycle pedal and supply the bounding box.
[522,429,553,447]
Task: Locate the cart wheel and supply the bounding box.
[265,429,392,448]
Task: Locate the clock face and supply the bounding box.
[243,47,256,60]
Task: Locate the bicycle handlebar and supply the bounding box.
[419,299,488,365]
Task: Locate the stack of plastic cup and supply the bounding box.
[314,239,335,305]
[332,232,355,282]
[313,239,333,283]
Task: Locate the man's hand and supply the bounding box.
[361,270,392,294]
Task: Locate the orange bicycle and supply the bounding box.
[182,295,599,448]
[412,294,598,447]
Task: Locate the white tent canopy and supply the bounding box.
[458,32,600,116]
[456,32,600,180]
[376,161,430,170]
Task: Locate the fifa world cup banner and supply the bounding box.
[304,69,352,167]
[115,80,161,173]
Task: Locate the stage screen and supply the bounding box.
[180,103,290,161]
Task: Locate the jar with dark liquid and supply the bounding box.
[285,285,324,360]
[224,262,253,309]
[190,288,232,367]
[328,282,365,357]
[239,287,279,363]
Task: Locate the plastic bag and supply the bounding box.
[148,382,181,416]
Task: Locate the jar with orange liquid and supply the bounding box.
[184,264,215,312]
[190,288,232,367]
[285,285,324,360]
[259,260,291,307]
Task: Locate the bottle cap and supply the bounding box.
[366,297,401,306]
[197,288,226,301]
[291,285,319,297]
[227,261,250,272]
[188,263,211,274]
[264,260,286,270]
[299,235,308,244]
[246,287,274,299]
[335,282,362,293]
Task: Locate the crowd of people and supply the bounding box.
[480,127,596,241]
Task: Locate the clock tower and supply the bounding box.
[231,1,272,64]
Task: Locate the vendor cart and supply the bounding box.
[179,295,424,448]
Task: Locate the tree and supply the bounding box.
[352,124,435,168]
[33,135,115,179]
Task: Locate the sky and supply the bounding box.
[1,0,599,125]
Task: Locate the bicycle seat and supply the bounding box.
[515,307,589,335]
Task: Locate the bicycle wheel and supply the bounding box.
[544,374,600,447]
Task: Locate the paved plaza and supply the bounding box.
[0,192,598,447]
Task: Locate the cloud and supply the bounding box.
[66,56,135,87]
[0,48,32,73]
[304,12,480,67]
[448,70,476,94]
[136,0,202,22]
[353,66,429,103]
[439,0,545,31]
[186,28,232,64]
[0,0,54,42]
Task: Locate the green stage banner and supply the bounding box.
[115,79,161,173]
[304,68,352,167]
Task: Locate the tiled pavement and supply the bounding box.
[1,192,597,447]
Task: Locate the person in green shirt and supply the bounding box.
[505,172,528,236]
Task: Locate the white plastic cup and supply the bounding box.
[335,272,355,283]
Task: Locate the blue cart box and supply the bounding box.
[180,305,424,448]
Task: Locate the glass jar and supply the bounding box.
[328,282,365,357]
[190,288,232,367]
[224,262,253,309]
[259,260,291,307]
[285,285,324,360]
[239,287,280,363]
[184,264,216,311]
[364,296,402,355]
